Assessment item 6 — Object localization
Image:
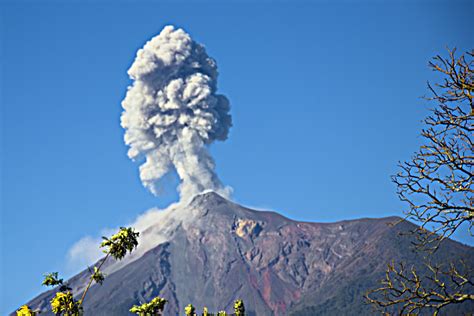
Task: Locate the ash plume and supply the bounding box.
[67,26,233,271]
[121,25,232,201]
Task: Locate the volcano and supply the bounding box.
[21,192,474,315]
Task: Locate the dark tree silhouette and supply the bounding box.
[366,48,473,315]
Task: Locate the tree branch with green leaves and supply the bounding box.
[17,227,139,316]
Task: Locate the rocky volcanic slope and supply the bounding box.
[22,192,474,315]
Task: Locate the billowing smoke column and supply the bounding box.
[121,26,232,201]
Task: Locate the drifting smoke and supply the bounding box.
[121,25,232,201]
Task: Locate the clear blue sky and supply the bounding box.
[1,0,472,313]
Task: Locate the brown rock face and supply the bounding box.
[21,192,474,315]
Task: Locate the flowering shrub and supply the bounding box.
[100,227,139,260]
[50,292,82,316]
[131,297,246,316]
[129,296,167,316]
[18,226,246,316]
[18,227,139,316]
[16,305,37,316]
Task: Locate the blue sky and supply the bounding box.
[1,0,472,313]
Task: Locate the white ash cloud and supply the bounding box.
[67,236,105,272]
[121,25,232,201]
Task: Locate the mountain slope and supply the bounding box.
[21,192,474,315]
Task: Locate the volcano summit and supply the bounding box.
[21,192,474,315]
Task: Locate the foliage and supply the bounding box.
[42,272,71,292]
[100,226,140,260]
[16,305,38,316]
[234,299,245,316]
[130,297,245,316]
[50,292,82,316]
[366,48,474,315]
[89,266,105,285]
[19,223,245,315]
[42,272,63,287]
[130,296,167,315]
[18,227,139,315]
[184,304,196,316]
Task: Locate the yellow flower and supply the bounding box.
[50,291,81,315]
[16,305,36,316]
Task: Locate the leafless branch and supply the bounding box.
[394,48,473,252]
[366,260,474,315]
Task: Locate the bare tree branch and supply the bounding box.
[366,48,473,315]
[394,48,473,252]
[366,261,474,315]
